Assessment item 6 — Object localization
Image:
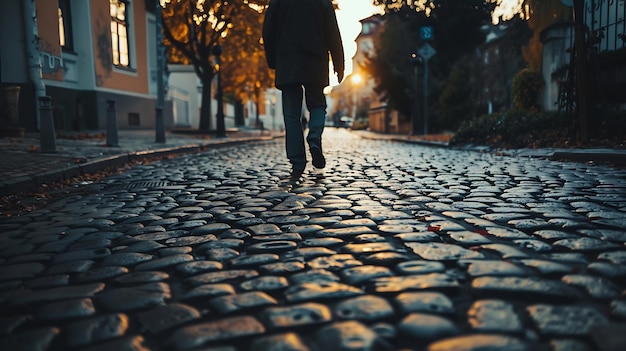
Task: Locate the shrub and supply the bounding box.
[452,106,626,149]
[452,109,560,148]
[512,68,544,111]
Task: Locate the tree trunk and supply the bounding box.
[234,100,245,126]
[199,76,213,132]
[214,69,226,138]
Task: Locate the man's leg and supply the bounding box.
[281,84,306,176]
[304,85,327,168]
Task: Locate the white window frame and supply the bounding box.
[110,0,136,72]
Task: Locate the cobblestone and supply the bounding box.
[527,304,609,336]
[398,312,460,340]
[466,299,523,333]
[1,129,625,350]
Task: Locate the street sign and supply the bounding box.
[420,26,433,40]
[418,43,436,61]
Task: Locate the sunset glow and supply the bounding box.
[491,0,524,24]
[335,0,382,79]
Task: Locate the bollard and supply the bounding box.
[38,96,57,153]
[106,99,119,147]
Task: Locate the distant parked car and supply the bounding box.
[337,116,353,128]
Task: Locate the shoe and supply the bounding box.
[290,168,305,182]
[310,145,326,169]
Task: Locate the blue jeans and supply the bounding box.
[280,83,327,170]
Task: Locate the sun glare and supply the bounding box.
[491,0,524,24]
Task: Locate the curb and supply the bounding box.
[550,151,626,166]
[354,131,450,148]
[389,138,450,148]
[0,135,280,198]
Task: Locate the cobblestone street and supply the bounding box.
[1,128,626,351]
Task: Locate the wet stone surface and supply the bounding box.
[398,312,460,340]
[1,129,625,350]
[459,259,529,277]
[466,299,524,333]
[394,291,456,315]
[261,302,332,329]
[137,303,200,333]
[527,304,609,336]
[333,295,395,321]
[64,313,129,347]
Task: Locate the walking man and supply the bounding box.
[263,0,344,181]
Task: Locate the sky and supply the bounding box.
[331,0,382,85]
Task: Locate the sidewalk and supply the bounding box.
[0,128,283,197]
[2,128,625,198]
[354,130,626,167]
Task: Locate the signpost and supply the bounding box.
[155,1,166,143]
[418,42,436,135]
[418,43,436,61]
[420,26,433,41]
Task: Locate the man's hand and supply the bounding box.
[335,70,344,84]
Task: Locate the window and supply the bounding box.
[110,0,130,68]
[58,0,74,51]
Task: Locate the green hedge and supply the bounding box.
[451,109,561,148]
[452,107,626,148]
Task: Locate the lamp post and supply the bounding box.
[271,89,276,130]
[212,44,226,138]
[155,0,166,143]
[410,53,422,135]
[244,83,251,126]
[254,80,261,129]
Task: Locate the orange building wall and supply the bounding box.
[91,0,149,94]
[36,0,63,81]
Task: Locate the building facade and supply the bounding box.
[329,15,392,130]
[0,0,173,133]
[541,0,625,111]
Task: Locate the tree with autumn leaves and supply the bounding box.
[161,0,271,136]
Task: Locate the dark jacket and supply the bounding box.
[262,0,344,88]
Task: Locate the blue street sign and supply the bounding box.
[418,43,436,61]
[420,26,433,41]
